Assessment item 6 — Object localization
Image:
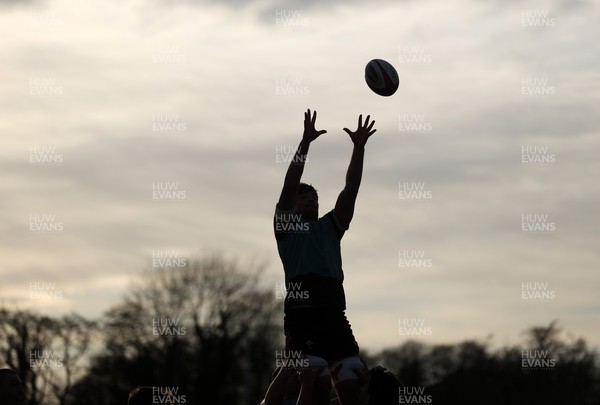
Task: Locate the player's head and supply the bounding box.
[361,366,401,405]
[298,182,318,221]
[0,369,24,405]
[128,386,153,405]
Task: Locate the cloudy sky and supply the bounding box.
[1,0,598,352]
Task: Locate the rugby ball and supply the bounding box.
[365,59,399,97]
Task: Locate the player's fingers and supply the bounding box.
[358,114,363,127]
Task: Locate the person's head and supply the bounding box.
[360,366,401,405]
[298,183,318,221]
[0,369,24,405]
[128,386,153,405]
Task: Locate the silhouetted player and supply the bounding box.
[274,109,376,405]
[0,369,24,405]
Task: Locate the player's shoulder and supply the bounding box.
[322,209,347,238]
[274,204,304,241]
[275,203,298,215]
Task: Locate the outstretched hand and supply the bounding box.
[343,114,376,148]
[303,109,327,143]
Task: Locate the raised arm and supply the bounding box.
[277,109,326,210]
[334,114,377,230]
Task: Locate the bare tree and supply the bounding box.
[0,308,97,405]
[76,253,280,405]
[42,314,96,405]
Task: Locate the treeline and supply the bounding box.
[1,255,599,404]
[367,322,600,405]
[2,256,280,404]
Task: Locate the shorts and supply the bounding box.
[284,306,359,362]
